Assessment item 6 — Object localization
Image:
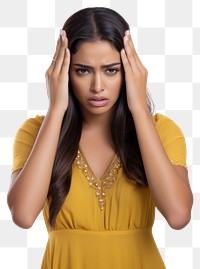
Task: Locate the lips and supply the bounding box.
[88,96,108,107]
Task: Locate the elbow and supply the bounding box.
[12,212,35,229]
[166,194,193,230]
[7,197,35,229]
[167,209,191,230]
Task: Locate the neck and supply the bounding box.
[83,115,111,131]
[80,109,115,151]
[81,110,113,132]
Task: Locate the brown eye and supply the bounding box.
[106,68,119,75]
[75,69,89,75]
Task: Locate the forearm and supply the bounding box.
[132,110,193,227]
[120,30,192,228]
[8,109,65,224]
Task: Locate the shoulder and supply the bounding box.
[152,113,185,140]
[18,115,45,131]
[21,114,45,128]
[152,113,187,168]
[12,115,45,173]
[14,115,45,140]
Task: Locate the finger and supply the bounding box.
[124,34,140,74]
[126,32,147,73]
[120,48,133,77]
[52,30,68,75]
[60,47,70,76]
[48,35,62,74]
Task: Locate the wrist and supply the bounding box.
[47,106,66,118]
[129,105,150,119]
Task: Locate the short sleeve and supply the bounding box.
[11,115,45,174]
[153,113,187,168]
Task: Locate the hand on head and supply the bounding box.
[121,30,149,115]
[45,29,70,114]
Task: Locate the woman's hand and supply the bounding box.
[45,29,70,114]
[120,30,149,116]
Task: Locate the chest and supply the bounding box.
[79,143,116,179]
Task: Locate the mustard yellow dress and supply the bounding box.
[11,113,187,269]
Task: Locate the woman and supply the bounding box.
[7,7,193,269]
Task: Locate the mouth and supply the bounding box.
[88,96,109,107]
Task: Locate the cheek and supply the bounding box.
[69,73,81,94]
[70,74,91,94]
[71,84,82,99]
[110,75,123,94]
[69,77,88,102]
[72,80,87,91]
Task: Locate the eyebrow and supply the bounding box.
[73,62,121,69]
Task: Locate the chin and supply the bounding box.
[83,105,114,117]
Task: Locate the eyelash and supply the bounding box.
[106,69,120,75]
[75,68,120,76]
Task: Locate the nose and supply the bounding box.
[91,73,104,93]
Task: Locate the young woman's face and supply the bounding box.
[69,40,123,117]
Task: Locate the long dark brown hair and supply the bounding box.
[47,7,155,227]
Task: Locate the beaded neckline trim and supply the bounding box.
[75,149,121,210]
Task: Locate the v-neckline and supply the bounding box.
[78,146,118,180]
[75,147,121,210]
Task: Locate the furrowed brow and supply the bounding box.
[73,62,121,69]
[102,62,121,68]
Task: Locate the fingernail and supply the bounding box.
[125,30,130,36]
[124,35,128,41]
[60,29,65,41]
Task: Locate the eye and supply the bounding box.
[75,68,89,75]
[106,68,120,75]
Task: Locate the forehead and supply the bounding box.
[71,40,120,64]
